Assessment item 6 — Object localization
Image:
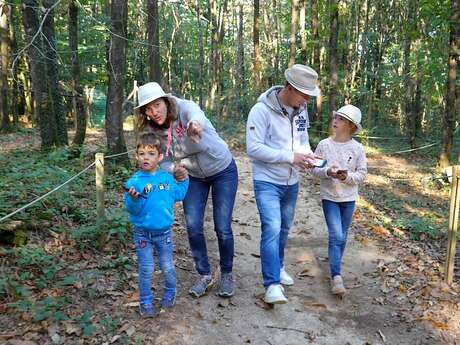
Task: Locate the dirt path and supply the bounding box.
[128,152,437,345]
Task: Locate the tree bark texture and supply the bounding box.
[148,0,161,83]
[440,0,459,167]
[328,0,339,123]
[105,0,128,157]
[253,0,261,93]
[288,0,299,67]
[69,0,87,147]
[0,1,10,131]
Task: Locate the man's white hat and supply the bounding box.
[135,82,171,109]
[284,64,321,97]
[333,104,363,133]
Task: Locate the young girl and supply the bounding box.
[311,104,367,295]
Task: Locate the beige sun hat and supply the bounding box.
[284,64,321,97]
[134,82,171,109]
[333,104,363,133]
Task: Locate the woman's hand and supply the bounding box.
[187,121,203,143]
[173,163,188,181]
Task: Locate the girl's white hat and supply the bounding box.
[333,104,363,133]
[135,82,171,109]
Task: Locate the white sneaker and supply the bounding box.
[280,267,294,286]
[264,284,288,304]
[331,275,346,295]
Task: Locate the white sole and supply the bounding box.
[264,297,288,304]
[280,280,294,286]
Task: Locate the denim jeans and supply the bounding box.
[254,180,299,288]
[183,159,238,275]
[133,228,176,306]
[321,199,355,278]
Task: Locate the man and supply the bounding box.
[246,64,320,304]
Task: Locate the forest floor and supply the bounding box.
[0,128,459,345]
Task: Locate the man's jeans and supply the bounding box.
[133,228,176,306]
[254,180,299,288]
[321,199,355,278]
[183,159,238,275]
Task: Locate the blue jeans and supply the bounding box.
[183,159,238,275]
[321,199,355,278]
[133,228,176,306]
[254,180,299,288]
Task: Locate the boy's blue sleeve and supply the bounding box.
[124,178,146,215]
[172,177,189,201]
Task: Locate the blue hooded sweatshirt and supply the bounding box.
[124,170,189,232]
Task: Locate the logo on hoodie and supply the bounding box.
[295,115,307,132]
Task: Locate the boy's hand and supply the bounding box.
[173,164,188,181]
[127,187,140,199]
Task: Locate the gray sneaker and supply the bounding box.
[218,272,234,297]
[189,274,213,298]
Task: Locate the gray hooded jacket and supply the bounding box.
[246,86,312,185]
[155,96,233,178]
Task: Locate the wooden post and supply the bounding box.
[95,153,105,221]
[445,165,459,284]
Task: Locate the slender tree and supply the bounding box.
[440,0,459,167]
[253,0,261,93]
[288,0,299,66]
[105,0,128,157]
[69,0,87,147]
[148,0,161,83]
[311,0,322,130]
[0,1,10,131]
[236,3,245,113]
[328,0,339,123]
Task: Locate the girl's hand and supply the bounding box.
[187,121,203,143]
[327,165,339,178]
[173,163,188,181]
[336,170,348,181]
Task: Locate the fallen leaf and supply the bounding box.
[297,269,314,278]
[218,299,230,308]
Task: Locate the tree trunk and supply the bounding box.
[440,0,459,167]
[8,4,19,126]
[299,0,307,64]
[0,1,10,132]
[22,0,56,148]
[288,0,299,66]
[105,0,128,158]
[69,0,87,147]
[196,0,204,108]
[328,0,339,123]
[311,0,322,130]
[403,0,417,147]
[148,0,161,83]
[43,0,68,146]
[253,0,261,93]
[236,3,245,113]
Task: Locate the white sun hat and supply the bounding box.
[134,82,171,109]
[284,64,321,97]
[333,104,363,133]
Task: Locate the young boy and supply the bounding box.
[125,133,189,317]
[311,104,367,296]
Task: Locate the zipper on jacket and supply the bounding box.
[287,112,295,185]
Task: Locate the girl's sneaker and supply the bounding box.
[331,275,346,295]
[139,303,155,318]
[218,272,234,297]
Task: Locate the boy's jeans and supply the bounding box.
[133,228,176,307]
[321,199,355,278]
[183,159,238,275]
[254,180,299,288]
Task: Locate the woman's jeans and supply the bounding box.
[321,199,356,278]
[183,159,238,276]
[254,180,299,288]
[133,228,176,306]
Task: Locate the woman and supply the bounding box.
[135,82,238,298]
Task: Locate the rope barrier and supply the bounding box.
[0,149,135,224]
[0,161,95,223]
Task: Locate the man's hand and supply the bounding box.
[293,152,318,170]
[173,163,188,181]
[187,121,203,143]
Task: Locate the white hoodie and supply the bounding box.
[246,86,312,185]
